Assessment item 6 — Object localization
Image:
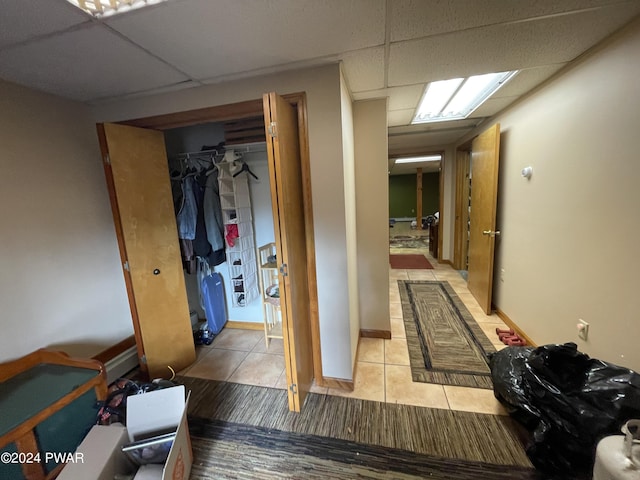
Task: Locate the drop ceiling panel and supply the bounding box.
[470,96,518,118]
[387,84,425,110]
[388,109,415,127]
[493,64,566,97]
[0,0,89,49]
[351,84,424,110]
[352,88,388,101]
[0,25,188,102]
[389,0,626,42]
[389,129,473,151]
[107,0,386,80]
[341,47,385,92]
[388,4,640,86]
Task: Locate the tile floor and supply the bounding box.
[181,246,511,416]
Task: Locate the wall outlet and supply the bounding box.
[577,319,589,341]
[500,268,505,282]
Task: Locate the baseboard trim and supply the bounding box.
[440,259,453,267]
[93,336,139,384]
[494,307,537,347]
[322,376,354,391]
[360,329,391,339]
[92,335,136,364]
[226,321,264,331]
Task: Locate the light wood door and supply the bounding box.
[263,92,313,412]
[467,123,501,314]
[98,123,196,379]
[454,149,471,270]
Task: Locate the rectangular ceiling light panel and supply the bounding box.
[413,71,518,124]
[66,0,166,18]
[395,155,442,164]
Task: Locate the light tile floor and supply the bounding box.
[182,246,511,416]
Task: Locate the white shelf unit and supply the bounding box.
[258,242,283,347]
[218,163,258,307]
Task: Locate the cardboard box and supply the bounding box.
[58,385,192,480]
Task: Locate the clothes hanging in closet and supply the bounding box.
[173,153,227,270]
[176,175,198,240]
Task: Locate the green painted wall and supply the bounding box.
[389,173,439,218]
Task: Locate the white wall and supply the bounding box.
[457,19,640,371]
[0,79,132,361]
[354,99,390,334]
[340,69,360,373]
[92,64,356,379]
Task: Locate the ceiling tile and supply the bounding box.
[389,0,626,42]
[341,47,385,92]
[387,84,425,110]
[107,0,386,80]
[470,96,518,118]
[351,84,425,110]
[389,128,474,152]
[352,88,388,101]
[493,64,566,97]
[0,0,89,49]
[388,109,415,127]
[0,25,189,102]
[388,4,640,86]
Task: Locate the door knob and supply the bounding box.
[482,230,501,237]
[153,268,161,275]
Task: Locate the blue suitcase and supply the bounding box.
[201,272,227,334]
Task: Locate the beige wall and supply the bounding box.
[0,79,132,361]
[456,20,640,371]
[354,99,390,335]
[339,69,360,371]
[92,64,357,379]
[440,146,455,261]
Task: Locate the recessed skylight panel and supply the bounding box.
[413,71,518,124]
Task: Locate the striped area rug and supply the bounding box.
[399,280,496,389]
[189,417,542,479]
[178,376,538,479]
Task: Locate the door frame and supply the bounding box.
[114,93,323,384]
[389,149,444,261]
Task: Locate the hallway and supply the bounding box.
[181,243,511,417]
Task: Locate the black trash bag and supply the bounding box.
[490,342,640,476]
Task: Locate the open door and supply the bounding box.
[263,92,314,412]
[467,123,501,314]
[97,123,195,379]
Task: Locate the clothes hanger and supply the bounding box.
[232,161,259,180]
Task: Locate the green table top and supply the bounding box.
[0,363,98,436]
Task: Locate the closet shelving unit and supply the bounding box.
[218,161,258,307]
[258,242,283,347]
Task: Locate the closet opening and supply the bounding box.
[102,93,320,412]
[164,119,279,342]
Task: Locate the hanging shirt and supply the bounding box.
[176,176,198,240]
[203,171,225,251]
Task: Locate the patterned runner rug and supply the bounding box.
[399,280,496,389]
[389,235,429,249]
[177,377,537,479]
[189,417,541,479]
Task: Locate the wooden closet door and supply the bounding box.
[98,123,195,379]
[263,93,313,412]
